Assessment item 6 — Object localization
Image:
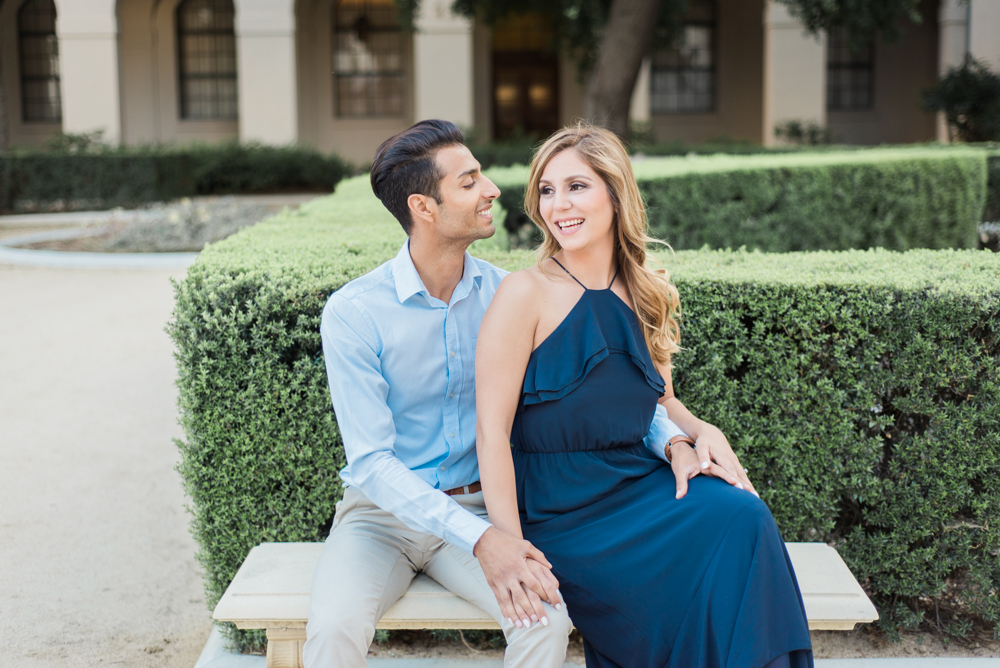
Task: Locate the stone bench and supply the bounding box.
[213,542,878,668]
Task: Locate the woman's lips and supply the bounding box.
[555,218,584,234]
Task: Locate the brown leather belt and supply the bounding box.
[444,481,482,495]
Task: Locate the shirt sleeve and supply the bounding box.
[643,402,688,462]
[321,294,491,555]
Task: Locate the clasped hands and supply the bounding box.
[473,526,561,630]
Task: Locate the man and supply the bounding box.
[305,120,748,667]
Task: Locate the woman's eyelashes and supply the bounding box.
[539,182,588,196]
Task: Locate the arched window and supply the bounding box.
[18,0,62,123]
[651,0,715,114]
[332,0,405,118]
[177,0,238,120]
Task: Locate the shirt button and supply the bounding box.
[439,464,446,471]
[449,432,455,438]
[450,392,455,398]
[450,351,455,357]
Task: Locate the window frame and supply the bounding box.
[650,2,717,116]
[175,0,238,121]
[18,0,62,124]
[331,0,407,120]
[826,28,875,112]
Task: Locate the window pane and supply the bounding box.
[827,28,874,111]
[177,0,238,120]
[19,0,62,122]
[332,0,405,118]
[650,4,716,115]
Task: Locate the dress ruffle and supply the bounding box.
[520,291,665,410]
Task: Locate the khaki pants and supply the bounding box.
[302,486,572,667]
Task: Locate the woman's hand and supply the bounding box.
[692,425,758,497]
[671,439,750,500]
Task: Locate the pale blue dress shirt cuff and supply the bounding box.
[643,403,688,462]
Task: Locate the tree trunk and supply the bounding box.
[582,0,662,138]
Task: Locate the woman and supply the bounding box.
[475,124,813,668]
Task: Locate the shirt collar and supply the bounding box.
[392,239,483,306]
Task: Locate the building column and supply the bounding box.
[413,0,473,127]
[629,58,651,127]
[761,1,826,145]
[234,0,298,145]
[54,0,121,143]
[937,0,968,141]
[968,0,1000,73]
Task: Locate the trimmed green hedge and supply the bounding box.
[0,142,351,213]
[492,147,988,252]
[986,149,1000,222]
[170,175,1000,649]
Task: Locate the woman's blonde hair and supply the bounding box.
[524,123,681,367]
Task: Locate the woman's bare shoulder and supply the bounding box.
[494,266,549,302]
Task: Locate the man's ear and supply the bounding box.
[407,193,437,228]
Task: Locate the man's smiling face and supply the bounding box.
[430,144,501,244]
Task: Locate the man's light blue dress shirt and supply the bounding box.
[321,241,686,555]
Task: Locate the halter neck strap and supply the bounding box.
[550,257,618,290]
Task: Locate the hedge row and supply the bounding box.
[0,142,351,213]
[169,175,1000,650]
[986,149,1000,222]
[491,147,988,252]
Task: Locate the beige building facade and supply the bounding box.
[1,0,998,164]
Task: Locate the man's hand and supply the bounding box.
[473,526,562,629]
[691,425,757,497]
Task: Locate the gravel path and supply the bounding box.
[0,266,212,668]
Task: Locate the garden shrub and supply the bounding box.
[0,142,350,213]
[492,147,987,252]
[468,136,798,169]
[985,148,1000,222]
[170,175,1000,650]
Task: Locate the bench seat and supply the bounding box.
[213,542,878,668]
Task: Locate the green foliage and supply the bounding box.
[774,120,833,146]
[171,175,1000,648]
[777,0,923,49]
[987,149,1000,221]
[468,136,797,170]
[492,147,987,252]
[922,57,1000,143]
[0,142,351,213]
[432,0,687,80]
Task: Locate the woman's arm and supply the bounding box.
[656,361,757,496]
[475,272,562,626]
[476,273,538,537]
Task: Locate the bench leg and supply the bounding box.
[266,626,306,668]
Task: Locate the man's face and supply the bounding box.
[428,144,501,244]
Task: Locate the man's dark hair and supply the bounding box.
[370,120,466,234]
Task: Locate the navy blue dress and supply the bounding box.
[510,266,814,668]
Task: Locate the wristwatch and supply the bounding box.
[665,435,696,464]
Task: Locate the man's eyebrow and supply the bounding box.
[457,167,480,180]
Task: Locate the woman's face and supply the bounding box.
[537,148,615,253]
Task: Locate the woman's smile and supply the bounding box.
[554,217,585,233]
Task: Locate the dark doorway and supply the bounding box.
[492,14,559,140]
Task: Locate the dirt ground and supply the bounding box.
[363,627,1000,663]
[0,266,213,668]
